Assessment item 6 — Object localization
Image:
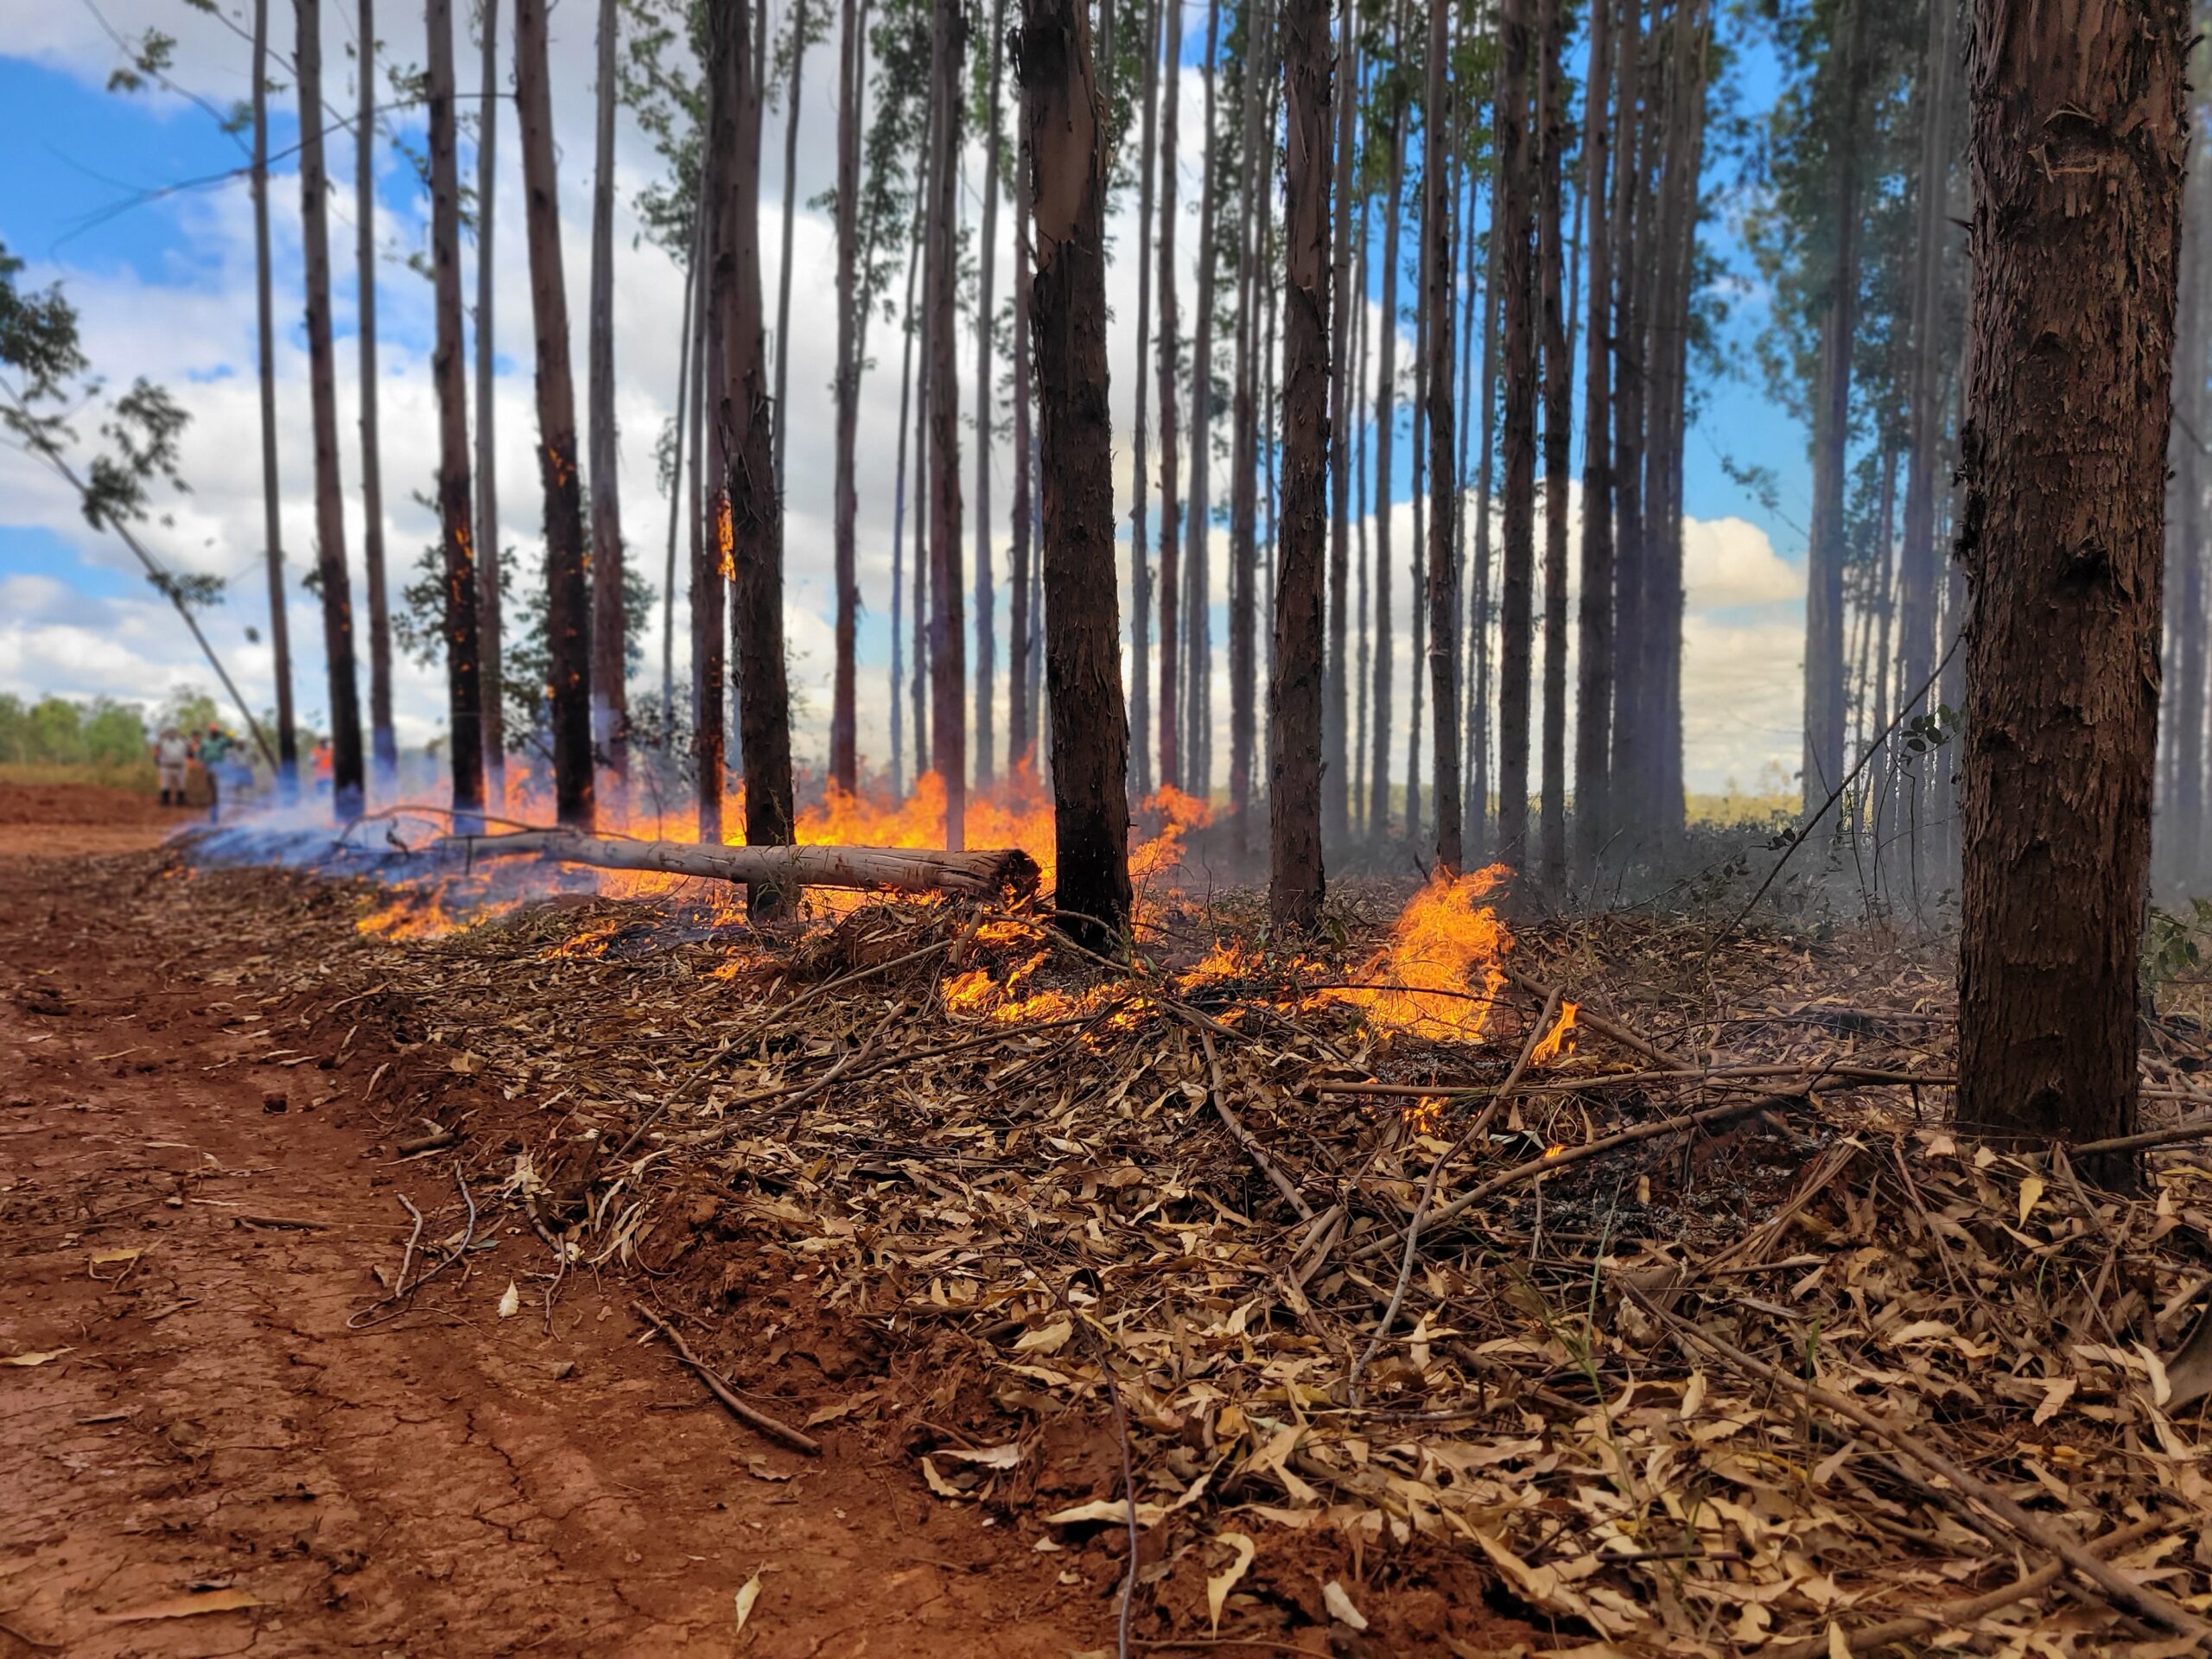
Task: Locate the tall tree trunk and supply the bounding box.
[1352,199,1370,839]
[912,175,931,780]
[1368,67,1406,841]
[663,231,696,722]
[773,0,810,499]
[1020,0,1133,945]
[1573,0,1615,883]
[1494,0,1535,867]
[296,0,365,821]
[1423,0,1460,875]
[251,0,298,793]
[1010,99,1036,772]
[1128,0,1160,803]
[1406,175,1426,849]
[1155,0,1185,793]
[976,0,1007,787]
[1956,0,2184,1166]
[1467,135,1502,857]
[474,0,505,801]
[1185,0,1224,803]
[2174,133,2210,886]
[1454,70,1479,849]
[927,0,969,847]
[1324,2,1357,847]
[1803,0,1866,813]
[1896,0,1954,871]
[830,0,863,792]
[357,0,396,788]
[1535,0,1568,887]
[690,156,723,842]
[588,0,628,797]
[1228,0,1265,842]
[890,181,926,793]
[1608,0,1647,837]
[715,0,799,917]
[514,0,594,831]
[1269,0,1329,930]
[427,0,485,830]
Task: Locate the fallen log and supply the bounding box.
[438,829,1040,899]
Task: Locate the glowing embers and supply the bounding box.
[1328,865,1515,1041]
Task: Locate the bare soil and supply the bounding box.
[0,781,179,858]
[0,805,1115,1656]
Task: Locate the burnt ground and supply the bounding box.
[0,801,1111,1657]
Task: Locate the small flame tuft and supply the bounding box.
[1529,1001,1580,1065]
[1329,866,1515,1041]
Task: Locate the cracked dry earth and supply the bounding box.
[0,823,1094,1656]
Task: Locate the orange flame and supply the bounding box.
[1529,1001,1580,1065]
[1328,866,1514,1041]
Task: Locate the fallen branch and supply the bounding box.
[1347,1094,1790,1264]
[630,1300,822,1456]
[443,829,1041,899]
[1627,1284,2212,1644]
[1189,1020,1316,1224]
[1318,1062,1952,1099]
[1502,964,1674,1065]
[1764,1515,2166,1659]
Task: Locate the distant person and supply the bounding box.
[154,727,189,807]
[199,724,238,821]
[312,738,334,798]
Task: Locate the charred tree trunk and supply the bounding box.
[251,0,298,793]
[357,0,396,788]
[830,0,864,792]
[428,0,485,830]
[1494,0,1535,867]
[515,0,594,831]
[975,0,1007,787]
[296,0,365,821]
[1535,0,1568,887]
[1956,0,2185,1164]
[1155,0,1185,793]
[474,0,505,800]
[927,0,969,846]
[1324,2,1357,848]
[715,0,799,917]
[1129,0,1160,802]
[1269,0,1329,930]
[1020,0,1134,945]
[1424,0,1460,876]
[588,0,628,795]
[1572,0,1614,883]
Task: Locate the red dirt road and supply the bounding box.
[0,836,1097,1654]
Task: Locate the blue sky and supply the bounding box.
[1,0,1815,794]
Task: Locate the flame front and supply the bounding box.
[1328,866,1514,1041]
[1529,1000,1579,1065]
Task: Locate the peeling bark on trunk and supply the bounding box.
[715,0,799,918]
[358,0,396,788]
[515,0,594,831]
[588,0,628,794]
[296,0,365,821]
[251,0,297,792]
[428,0,485,830]
[1423,0,1460,877]
[474,0,505,800]
[1020,0,1134,945]
[1269,0,1329,931]
[1956,0,2185,1166]
[927,0,969,847]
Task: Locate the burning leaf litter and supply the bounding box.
[151,843,2212,1655]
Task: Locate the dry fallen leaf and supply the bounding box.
[1014,1318,1072,1356]
[2,1349,70,1368]
[931,1441,1022,1470]
[1206,1531,1256,1633]
[1044,1497,1168,1528]
[497,1281,521,1319]
[733,1570,762,1636]
[2018,1173,2046,1226]
[98,1588,264,1623]
[1680,1371,1707,1420]
[1321,1579,1369,1631]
